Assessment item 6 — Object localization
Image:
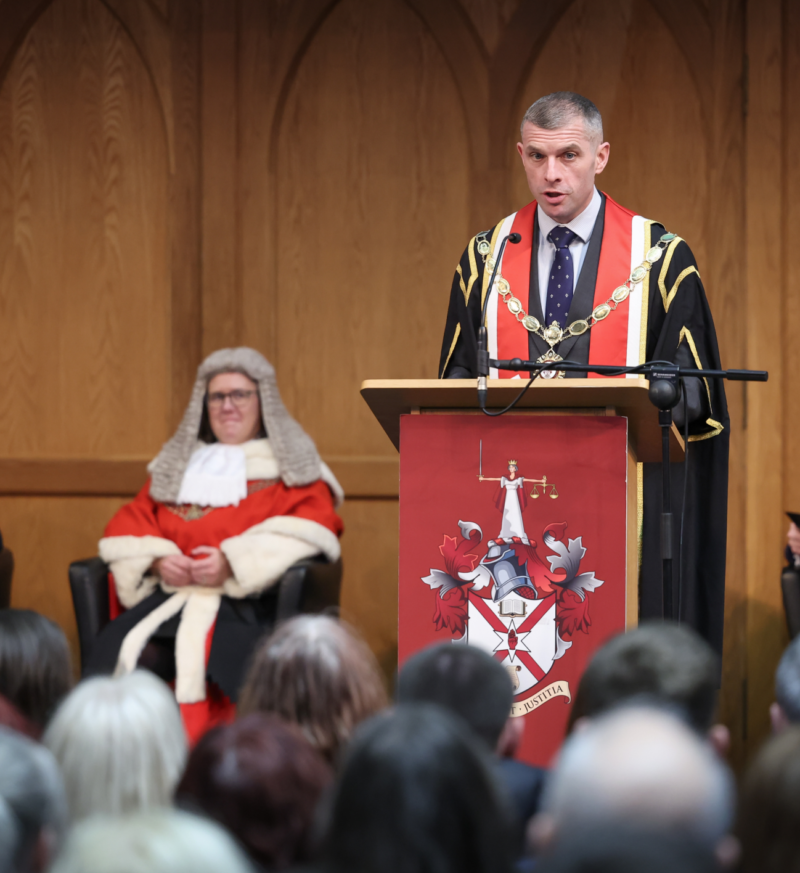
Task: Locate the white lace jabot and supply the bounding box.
[176,443,248,507]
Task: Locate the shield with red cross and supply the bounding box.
[463,589,557,695]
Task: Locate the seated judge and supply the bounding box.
[89,347,343,741]
[439,91,729,654]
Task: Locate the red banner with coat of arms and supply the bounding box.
[398,414,630,767]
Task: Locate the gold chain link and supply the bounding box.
[476,230,677,350]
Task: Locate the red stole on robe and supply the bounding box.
[487,194,648,378]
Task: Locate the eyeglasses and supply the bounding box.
[207,389,257,408]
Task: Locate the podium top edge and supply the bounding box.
[360,377,650,391]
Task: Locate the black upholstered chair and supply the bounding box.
[782,564,800,640]
[0,531,13,609]
[69,556,342,676]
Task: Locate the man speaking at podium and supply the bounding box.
[439,92,729,657]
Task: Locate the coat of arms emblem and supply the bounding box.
[421,449,605,715]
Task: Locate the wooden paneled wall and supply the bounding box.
[0,0,793,766]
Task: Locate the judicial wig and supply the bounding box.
[318,705,514,873]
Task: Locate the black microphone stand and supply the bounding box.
[477,232,521,410]
[480,357,768,620]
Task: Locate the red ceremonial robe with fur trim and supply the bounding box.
[93,475,343,744]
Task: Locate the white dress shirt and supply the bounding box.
[537,187,603,317]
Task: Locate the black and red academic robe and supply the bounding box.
[439,193,730,661]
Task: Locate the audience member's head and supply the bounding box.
[535,705,735,858]
[536,825,718,873]
[772,635,800,732]
[0,726,67,873]
[397,642,521,756]
[49,809,254,873]
[737,725,800,873]
[238,615,387,762]
[319,704,514,873]
[176,713,332,870]
[567,621,720,738]
[43,671,186,822]
[0,609,73,735]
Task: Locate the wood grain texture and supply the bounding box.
[0,0,171,457]
[785,0,800,515]
[513,0,708,271]
[455,0,521,56]
[744,0,787,752]
[0,456,399,497]
[275,0,470,458]
[200,0,240,355]
[705,0,747,770]
[1,494,129,672]
[167,0,202,428]
[239,0,337,360]
[338,497,399,682]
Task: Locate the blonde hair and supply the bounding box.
[50,809,253,873]
[43,672,187,822]
[238,615,388,762]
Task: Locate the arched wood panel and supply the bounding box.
[274,0,471,457]
[0,0,171,457]
[511,0,708,270]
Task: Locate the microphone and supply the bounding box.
[477,232,522,409]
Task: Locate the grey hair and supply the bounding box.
[149,347,323,503]
[50,809,254,873]
[776,636,800,722]
[543,705,734,846]
[520,91,603,143]
[0,727,67,873]
[43,672,187,823]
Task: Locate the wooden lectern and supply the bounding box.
[361,378,683,767]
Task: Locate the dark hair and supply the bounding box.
[538,825,717,873]
[176,713,332,870]
[396,643,513,749]
[737,726,800,873]
[320,704,514,873]
[521,92,603,141]
[0,609,73,730]
[238,615,387,763]
[567,621,718,733]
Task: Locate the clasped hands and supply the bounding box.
[152,546,232,589]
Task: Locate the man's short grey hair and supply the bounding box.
[521,91,604,143]
[43,671,187,823]
[543,705,734,846]
[776,636,800,722]
[0,726,67,872]
[50,809,254,873]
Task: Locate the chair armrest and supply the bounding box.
[69,558,111,674]
[275,556,343,623]
[782,567,800,640]
[0,548,13,610]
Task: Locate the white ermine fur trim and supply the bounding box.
[115,592,189,678]
[220,515,340,598]
[99,536,181,609]
[320,460,345,507]
[221,535,320,598]
[175,592,222,703]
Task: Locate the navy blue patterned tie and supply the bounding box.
[545,227,579,327]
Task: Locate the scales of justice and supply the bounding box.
[476,441,558,609]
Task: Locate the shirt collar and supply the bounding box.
[537,187,602,244]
